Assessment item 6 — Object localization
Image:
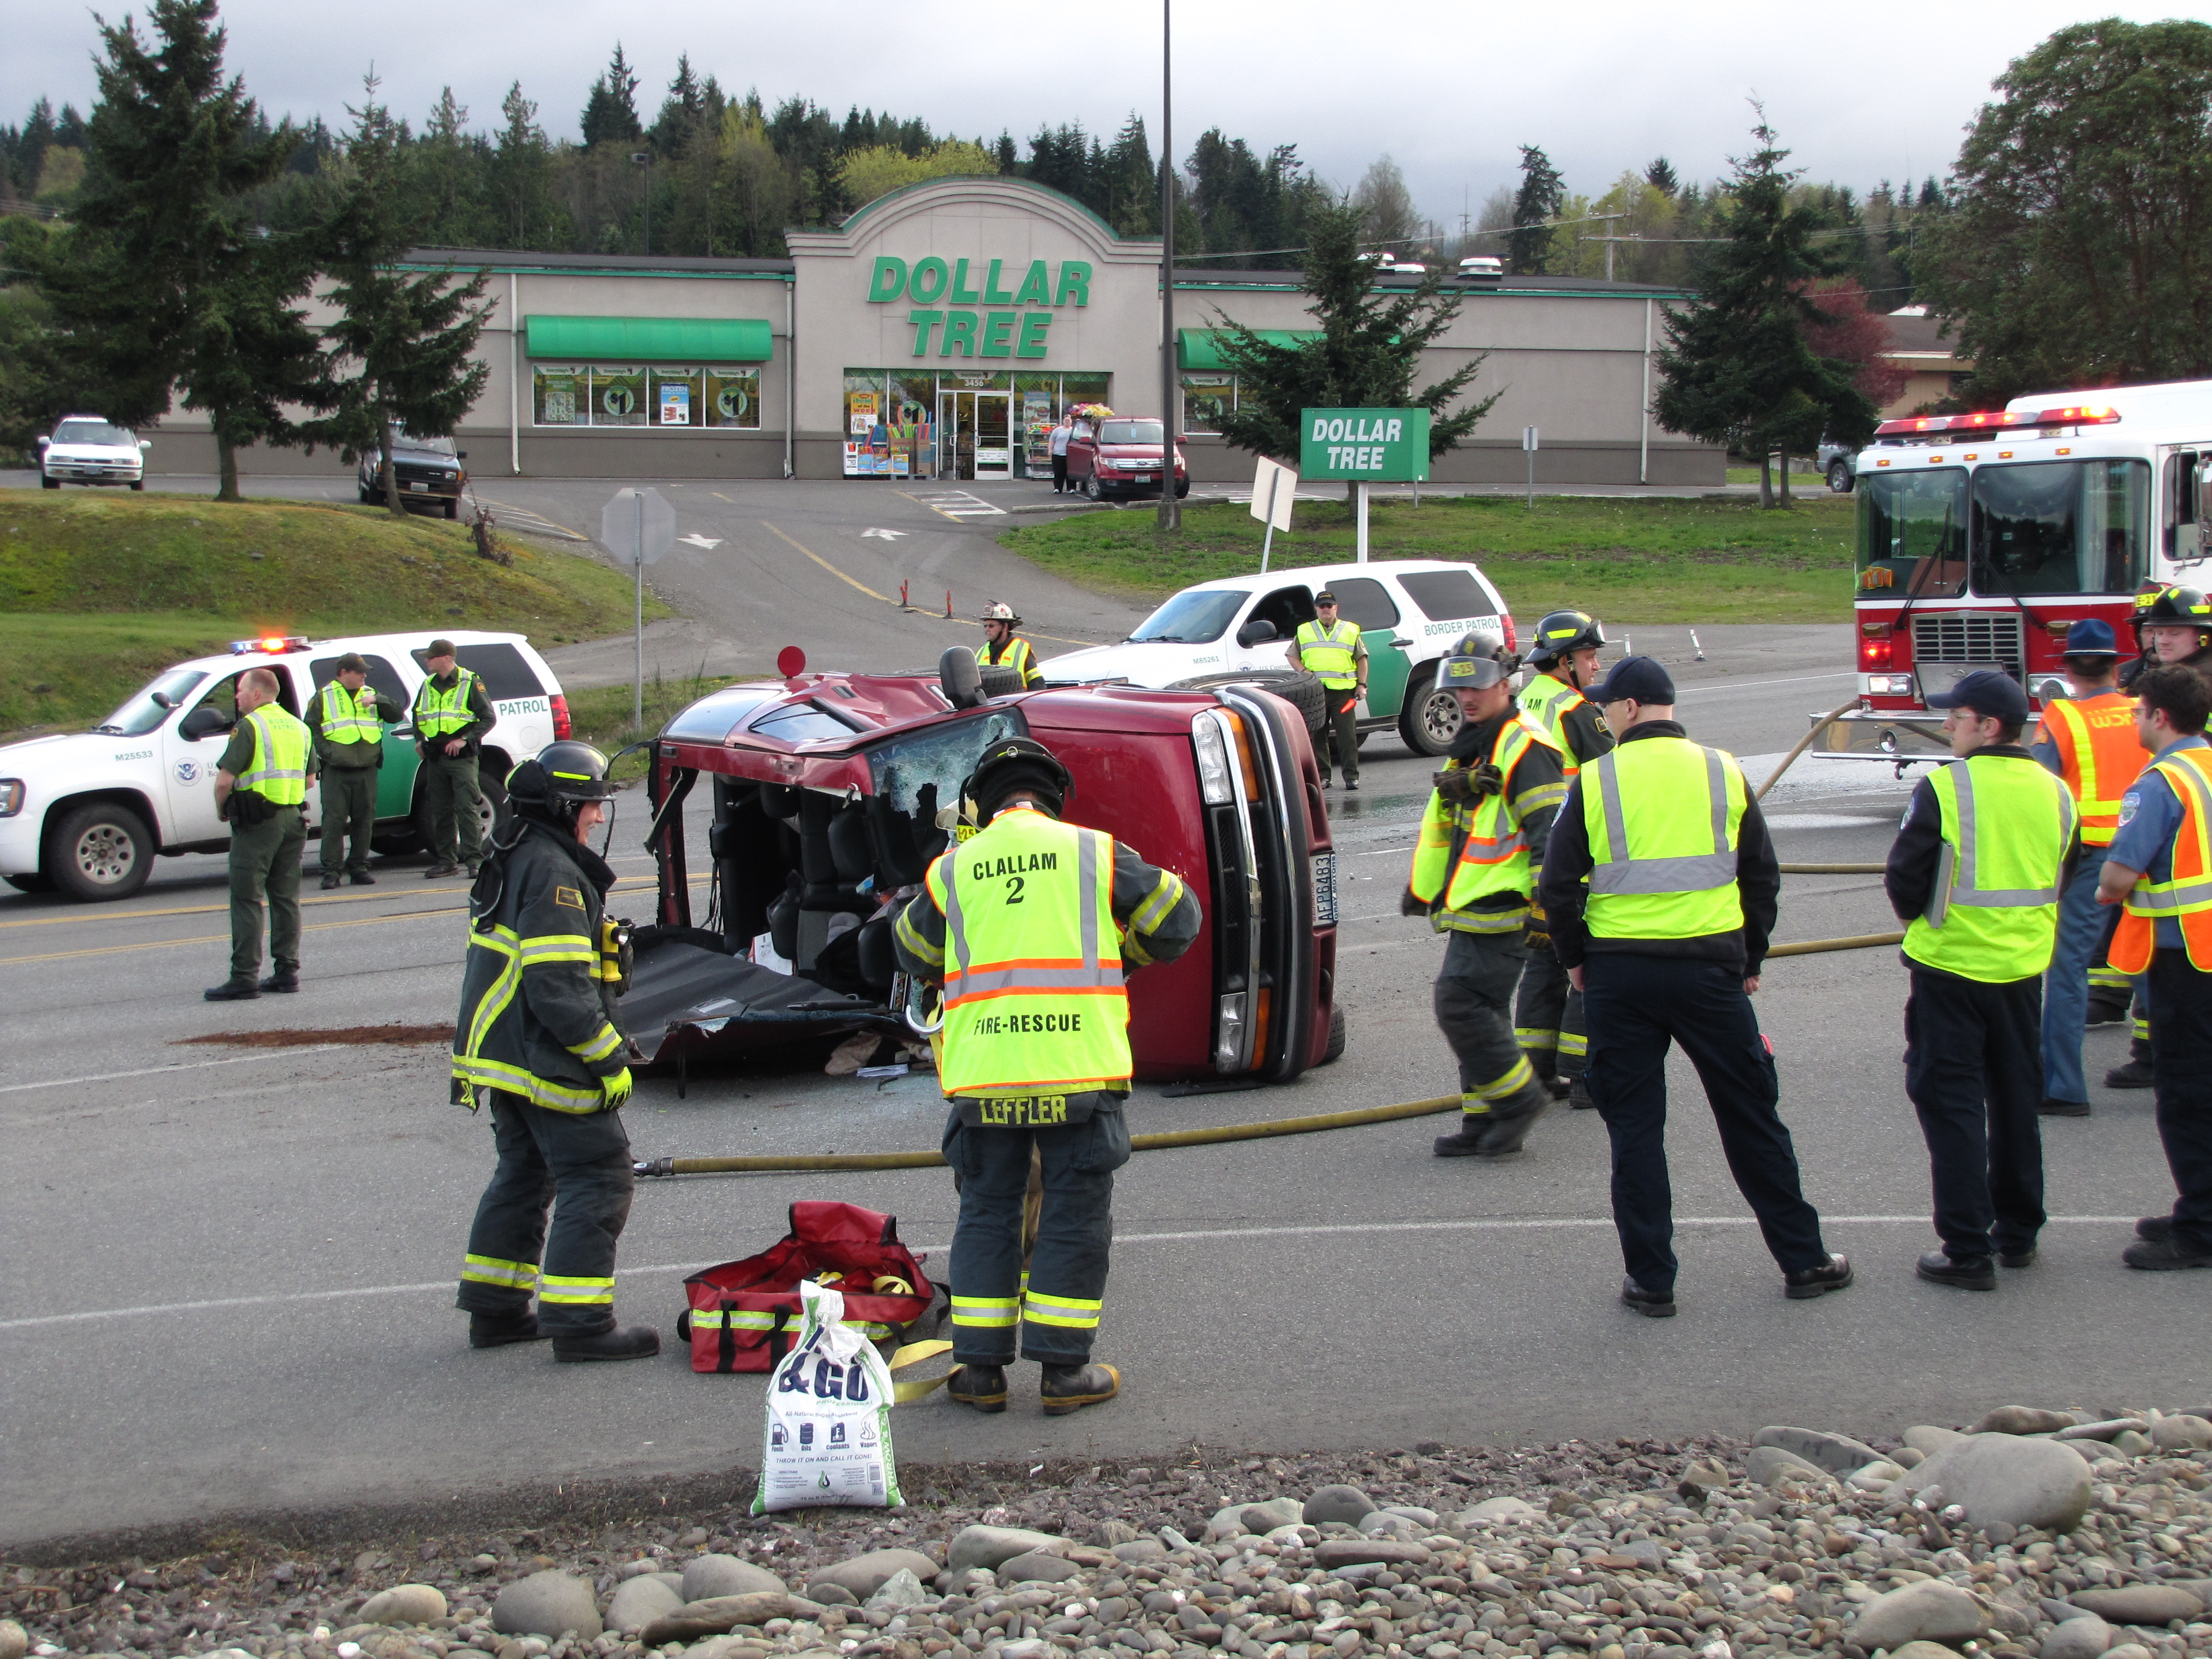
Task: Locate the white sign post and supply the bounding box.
[1249,456,1297,573]
[1522,426,1540,511]
[598,487,678,728]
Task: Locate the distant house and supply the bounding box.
[1879,306,1974,416]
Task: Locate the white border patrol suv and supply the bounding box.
[1040,559,1514,756]
[0,630,567,902]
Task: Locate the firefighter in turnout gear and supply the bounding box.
[205,668,316,1001]
[453,741,658,1361]
[1289,589,1368,790]
[979,602,1044,688]
[1514,611,1614,1105]
[413,638,497,879]
[311,653,403,889]
[893,736,1199,1415]
[1406,635,1569,1159]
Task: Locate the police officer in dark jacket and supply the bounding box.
[1540,656,1851,1316]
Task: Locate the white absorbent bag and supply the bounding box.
[752,1279,904,1512]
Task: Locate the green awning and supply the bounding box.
[524,315,775,362]
[1177,328,1322,371]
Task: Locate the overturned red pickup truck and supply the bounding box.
[628,650,1343,1086]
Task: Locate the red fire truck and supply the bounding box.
[1823,378,2212,765]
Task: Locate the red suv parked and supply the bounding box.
[1066,415,1191,502]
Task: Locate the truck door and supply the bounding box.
[2168,450,2204,565]
[1236,583,1317,670]
[159,665,309,839]
[308,651,419,821]
[1323,576,1408,718]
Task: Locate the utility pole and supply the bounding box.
[1156,0,1180,531]
[630,150,654,256]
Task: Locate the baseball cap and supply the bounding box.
[1591,655,1676,706]
[2062,618,2119,658]
[1313,589,1338,604]
[1926,669,2030,725]
[335,651,369,674]
[426,637,457,658]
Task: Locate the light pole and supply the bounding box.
[1156,0,1180,530]
[630,149,654,256]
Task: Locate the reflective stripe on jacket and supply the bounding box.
[1517,675,1588,775]
[1293,619,1362,688]
[1410,713,1566,932]
[1582,737,1747,941]
[237,705,310,806]
[983,635,1043,687]
[2111,747,2212,974]
[2040,691,2146,846]
[318,681,384,747]
[414,666,483,739]
[1903,753,2075,982]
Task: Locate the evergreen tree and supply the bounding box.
[1644,156,1678,196]
[651,55,704,154]
[580,45,642,148]
[992,131,1018,175]
[491,82,563,247]
[1509,144,1564,274]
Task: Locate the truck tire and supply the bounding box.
[1827,459,1854,493]
[1169,670,1327,735]
[1322,1004,1347,1065]
[45,800,155,902]
[1398,664,1463,757]
[975,662,1026,697]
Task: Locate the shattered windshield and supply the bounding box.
[865,710,1027,817]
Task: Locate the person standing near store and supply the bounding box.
[311,654,404,889]
[205,669,315,1001]
[979,602,1044,688]
[2098,664,2212,1271]
[1539,655,1851,1315]
[1288,590,1368,791]
[1048,411,1074,494]
[1887,671,2078,1291]
[2028,622,2143,1114]
[413,639,495,879]
[1513,609,1614,1105]
[891,737,1199,1415]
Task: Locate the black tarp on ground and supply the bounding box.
[623,937,903,1065]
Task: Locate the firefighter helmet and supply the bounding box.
[1438,633,1520,692]
[507,740,617,823]
[1527,609,1606,670]
[2138,585,2212,628]
[959,734,1073,826]
[980,601,1021,627]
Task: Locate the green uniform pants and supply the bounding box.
[229,805,305,979]
[420,750,485,867]
[319,765,379,877]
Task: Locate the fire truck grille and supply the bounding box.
[1912,612,2024,672]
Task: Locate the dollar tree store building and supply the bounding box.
[145,176,1722,487]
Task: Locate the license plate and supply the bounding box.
[1310,852,1338,925]
[1131,472,1156,482]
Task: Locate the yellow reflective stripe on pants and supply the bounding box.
[950,1295,1021,1328]
[569,1022,623,1063]
[2089,966,2131,989]
[1515,1026,1560,1050]
[539,1274,615,1305]
[1558,1032,1588,1059]
[1022,1291,1102,1329]
[1465,1054,1536,1103]
[462,1254,539,1290]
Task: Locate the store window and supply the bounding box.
[844,370,1110,479]
[530,364,761,430]
[1183,374,1236,434]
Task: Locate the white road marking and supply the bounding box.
[676,534,723,550]
[862,528,907,540]
[1674,671,1858,697]
[902,489,1006,520]
[0,1046,347,1095]
[0,1215,2145,1331]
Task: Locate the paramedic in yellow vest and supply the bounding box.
[413,638,496,879]
[1403,635,1568,1159]
[2095,664,2212,1271]
[1540,655,1852,1316]
[311,653,405,889]
[1514,610,1614,1106]
[892,737,1199,1415]
[2028,620,2145,1114]
[1886,670,2079,1292]
[979,602,1044,688]
[1288,590,1367,791]
[205,668,315,1001]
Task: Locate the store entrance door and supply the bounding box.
[937,392,1013,481]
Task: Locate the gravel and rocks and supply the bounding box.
[9,1400,2212,1659]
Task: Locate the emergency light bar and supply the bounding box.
[228,636,310,655]
[1874,405,2120,439]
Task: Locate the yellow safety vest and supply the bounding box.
[1517,674,1593,777]
[414,666,481,740]
[237,705,310,806]
[925,807,1131,1097]
[1582,737,1748,941]
[319,681,384,746]
[1903,754,2075,983]
[1293,619,1362,690]
[1410,714,1565,930]
[982,635,1041,687]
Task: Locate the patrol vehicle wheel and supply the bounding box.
[1827,459,1853,493]
[1399,665,1462,757]
[46,802,154,902]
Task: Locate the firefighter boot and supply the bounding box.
[947,1364,1008,1413]
[2106,1058,2155,1089]
[1433,1112,1494,1156]
[1474,1091,1552,1157]
[551,1324,661,1363]
[469,1310,546,1349]
[1040,1361,1120,1415]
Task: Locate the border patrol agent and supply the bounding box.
[413,637,495,879]
[453,741,659,1361]
[1406,636,1568,1159]
[980,602,1044,688]
[205,667,315,1001]
[311,653,404,889]
[1888,670,2079,1291]
[1289,589,1368,791]
[2028,622,2142,1114]
[1514,610,1614,1104]
[893,736,1199,1415]
[1540,655,1852,1315]
[2098,665,2212,1271]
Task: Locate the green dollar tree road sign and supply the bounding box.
[1299,408,1431,482]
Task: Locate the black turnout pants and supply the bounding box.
[1515,946,1587,1080]
[1582,953,1828,1295]
[1903,966,2046,1262]
[2147,948,2212,1254]
[457,1091,634,1336]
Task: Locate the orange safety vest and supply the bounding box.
[2110,747,2212,973]
[2038,690,2147,846]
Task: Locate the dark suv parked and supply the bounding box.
[357,432,468,518]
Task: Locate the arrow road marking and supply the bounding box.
[861,528,907,540]
[677,534,723,550]
[759,521,896,602]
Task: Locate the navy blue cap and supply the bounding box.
[1926,669,2030,724]
[2063,618,2119,658]
[1591,655,1676,706]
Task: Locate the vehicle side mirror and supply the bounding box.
[36,436,50,450]
[456,451,468,459]
[940,645,984,709]
[150,692,176,709]
[139,440,151,451]
[1236,619,1279,648]
[179,706,233,740]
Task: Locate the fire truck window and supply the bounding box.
[1970,459,2148,596]
[1858,469,1967,597]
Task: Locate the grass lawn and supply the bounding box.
[1000,492,1856,623]
[0,491,668,737]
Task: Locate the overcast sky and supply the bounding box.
[6,1,2183,221]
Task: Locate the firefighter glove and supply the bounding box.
[601,1066,634,1109]
[1524,901,1551,953]
[1400,886,1428,917]
[1432,768,1475,804]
